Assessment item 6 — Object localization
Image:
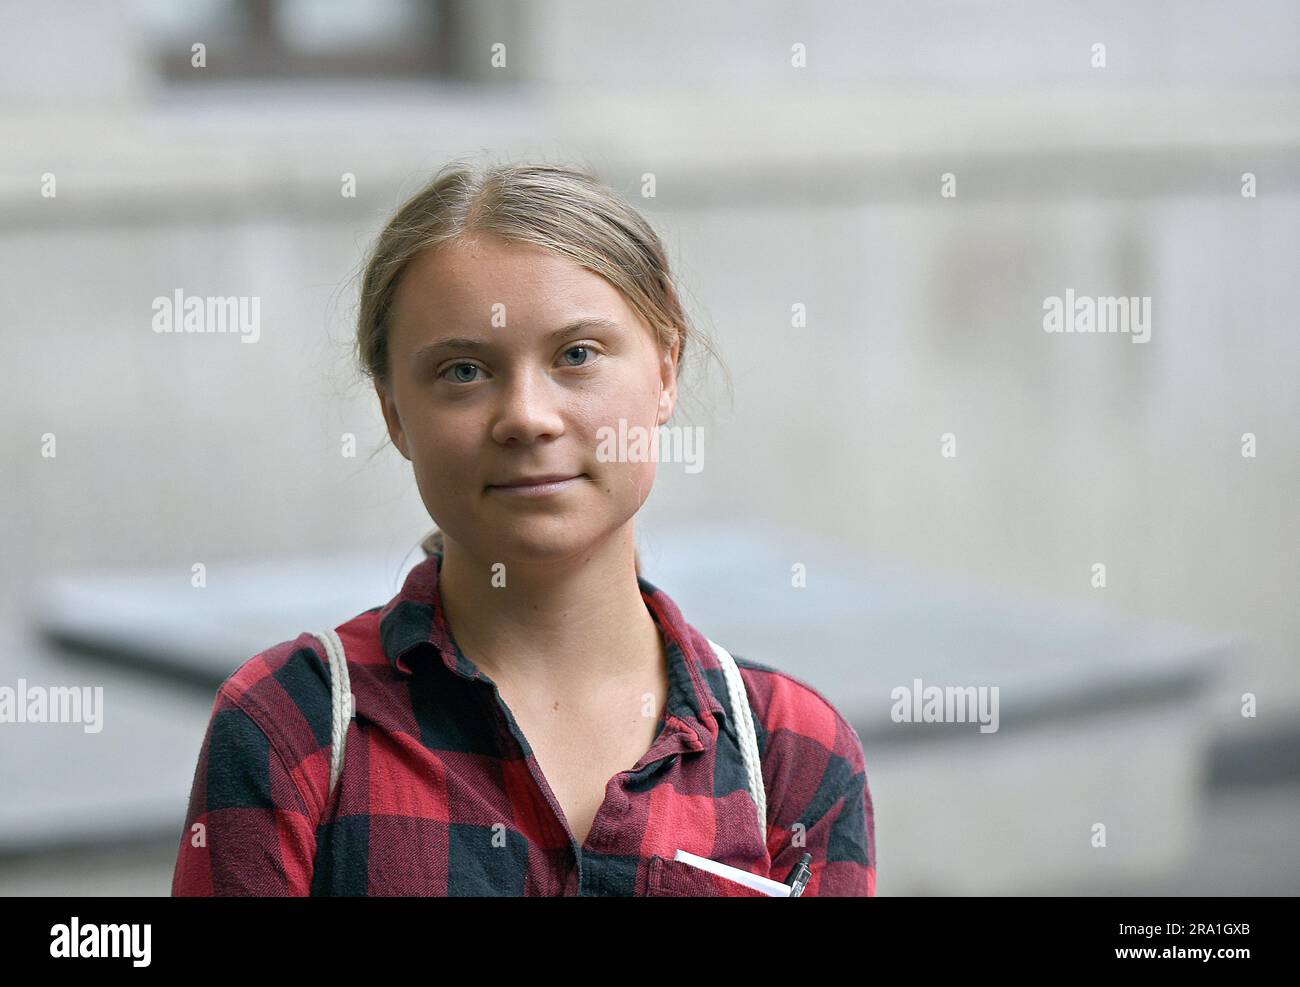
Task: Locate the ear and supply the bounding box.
[656,334,681,426]
[375,379,411,461]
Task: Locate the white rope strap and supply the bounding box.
[707,637,767,840]
[313,629,353,801]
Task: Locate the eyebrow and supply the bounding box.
[410,317,626,363]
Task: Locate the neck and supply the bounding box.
[436,526,663,698]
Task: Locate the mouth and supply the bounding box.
[486,474,587,497]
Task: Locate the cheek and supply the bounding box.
[575,369,662,436]
[573,370,663,496]
[581,423,660,507]
[410,397,485,454]
[584,458,657,511]
[407,417,479,496]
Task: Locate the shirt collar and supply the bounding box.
[376,550,728,750]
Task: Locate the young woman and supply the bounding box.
[171,161,876,896]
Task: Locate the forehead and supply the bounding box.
[390,235,640,340]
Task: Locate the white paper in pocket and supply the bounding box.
[673,849,793,896]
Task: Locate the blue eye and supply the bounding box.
[441,362,482,383]
[563,346,591,366]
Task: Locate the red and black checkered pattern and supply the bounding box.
[172,551,875,896]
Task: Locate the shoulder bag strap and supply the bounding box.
[313,629,353,804]
[705,637,767,839]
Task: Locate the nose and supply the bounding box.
[489,367,566,445]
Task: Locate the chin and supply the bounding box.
[484,526,594,563]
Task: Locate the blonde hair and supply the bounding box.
[354,158,725,577]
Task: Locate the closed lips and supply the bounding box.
[489,474,583,488]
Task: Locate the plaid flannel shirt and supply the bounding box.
[172,550,876,896]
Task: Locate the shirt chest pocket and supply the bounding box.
[644,854,774,897]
